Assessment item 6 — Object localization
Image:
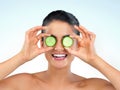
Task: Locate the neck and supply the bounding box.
[45,65,73,84]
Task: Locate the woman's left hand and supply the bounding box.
[65,25,97,63]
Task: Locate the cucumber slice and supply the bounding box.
[62,35,73,47]
[45,35,56,47]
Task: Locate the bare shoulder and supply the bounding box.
[83,78,115,90]
[72,74,115,90]
[0,73,35,89]
[0,73,34,82]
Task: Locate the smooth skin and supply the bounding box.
[0,20,120,90]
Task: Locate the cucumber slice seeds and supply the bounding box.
[45,35,56,47]
[62,35,73,47]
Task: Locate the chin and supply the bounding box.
[51,60,69,69]
[48,56,74,69]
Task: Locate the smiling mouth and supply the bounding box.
[52,54,67,60]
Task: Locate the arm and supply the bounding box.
[65,25,120,90]
[0,26,52,80]
[0,52,25,80]
[0,73,34,90]
[90,55,120,90]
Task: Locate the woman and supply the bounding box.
[0,10,119,90]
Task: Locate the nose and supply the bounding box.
[54,39,64,51]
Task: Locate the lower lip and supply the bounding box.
[53,57,66,61]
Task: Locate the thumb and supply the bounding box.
[65,47,71,52]
[41,47,53,53]
[65,47,77,55]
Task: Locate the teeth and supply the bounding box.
[52,54,66,57]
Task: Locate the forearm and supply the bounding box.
[0,52,26,80]
[90,55,120,90]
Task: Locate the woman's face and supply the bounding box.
[44,20,78,69]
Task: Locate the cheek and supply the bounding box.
[44,51,51,61]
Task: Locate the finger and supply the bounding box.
[74,25,86,38]
[65,47,77,55]
[76,25,94,39]
[79,25,89,33]
[30,26,47,32]
[36,33,51,47]
[65,47,72,53]
[38,47,53,54]
[27,26,47,36]
[70,35,82,43]
[37,33,51,40]
[88,31,96,42]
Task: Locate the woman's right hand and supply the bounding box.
[20,26,53,62]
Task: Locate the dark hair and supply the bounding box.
[42,10,80,35]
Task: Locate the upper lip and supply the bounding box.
[52,52,67,54]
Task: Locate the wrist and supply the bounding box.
[87,55,104,68]
[17,51,29,64]
[86,54,99,64]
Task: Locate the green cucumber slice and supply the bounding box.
[45,35,56,47]
[62,35,73,47]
